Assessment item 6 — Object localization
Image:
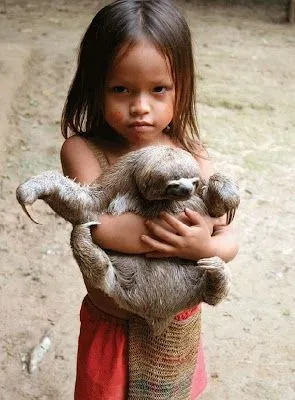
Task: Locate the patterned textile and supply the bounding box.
[128,307,201,399]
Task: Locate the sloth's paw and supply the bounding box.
[197,256,231,306]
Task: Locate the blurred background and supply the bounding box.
[0,1,294,399]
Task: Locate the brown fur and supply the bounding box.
[16,146,239,334]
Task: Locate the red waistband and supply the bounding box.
[175,303,201,321]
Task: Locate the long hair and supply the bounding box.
[61,0,202,154]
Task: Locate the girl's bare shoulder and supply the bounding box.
[60,135,104,183]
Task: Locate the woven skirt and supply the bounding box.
[74,295,207,400]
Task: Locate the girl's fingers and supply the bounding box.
[145,220,180,245]
[157,212,189,236]
[141,234,175,254]
[184,208,204,225]
[186,208,214,234]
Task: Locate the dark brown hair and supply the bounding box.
[61,0,202,154]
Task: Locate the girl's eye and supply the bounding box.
[153,86,166,94]
[112,86,128,93]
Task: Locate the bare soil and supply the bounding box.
[0,1,294,399]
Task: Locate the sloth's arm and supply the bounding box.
[16,171,102,225]
[196,150,239,262]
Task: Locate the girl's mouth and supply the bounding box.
[128,122,154,133]
[128,121,153,127]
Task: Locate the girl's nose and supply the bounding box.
[130,94,150,116]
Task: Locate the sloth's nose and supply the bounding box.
[177,185,194,196]
[166,182,194,198]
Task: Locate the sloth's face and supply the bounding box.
[139,174,200,201]
[163,177,200,200]
[133,147,201,201]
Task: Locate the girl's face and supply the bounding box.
[104,40,175,148]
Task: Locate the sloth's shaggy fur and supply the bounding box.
[16,146,239,333]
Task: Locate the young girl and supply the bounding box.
[60,1,238,399]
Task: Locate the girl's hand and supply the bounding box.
[141,209,215,260]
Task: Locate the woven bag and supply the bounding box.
[128,308,201,400]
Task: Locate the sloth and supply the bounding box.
[16,146,239,334]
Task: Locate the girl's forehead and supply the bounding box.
[108,39,173,82]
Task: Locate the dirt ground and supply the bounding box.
[0,1,294,399]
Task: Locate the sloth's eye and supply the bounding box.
[167,183,179,189]
[191,177,200,186]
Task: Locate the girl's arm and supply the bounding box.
[60,135,153,254]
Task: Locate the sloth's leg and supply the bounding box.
[16,171,103,224]
[197,256,231,305]
[202,173,240,223]
[70,223,116,295]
